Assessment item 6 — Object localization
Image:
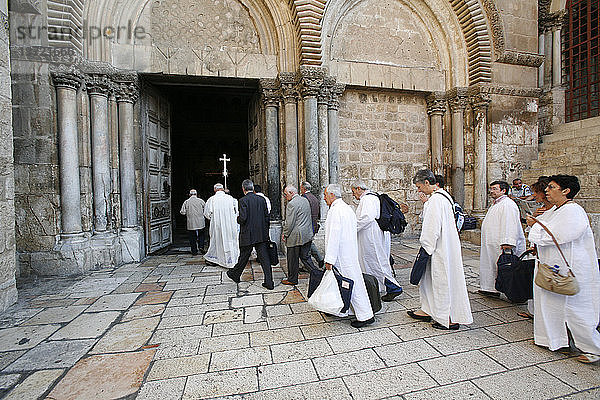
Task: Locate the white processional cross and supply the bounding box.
[219,154,231,189]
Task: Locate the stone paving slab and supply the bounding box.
[0,238,598,399]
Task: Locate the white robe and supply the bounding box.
[324,198,374,321]
[528,202,600,354]
[479,195,526,292]
[356,191,401,294]
[203,191,240,268]
[419,189,473,327]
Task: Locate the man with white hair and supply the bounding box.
[323,184,375,328]
[180,189,206,255]
[203,183,239,268]
[281,185,317,285]
[300,181,324,268]
[351,181,403,301]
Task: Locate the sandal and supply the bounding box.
[517,311,533,319]
[407,310,432,322]
[577,354,600,364]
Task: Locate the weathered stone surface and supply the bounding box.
[47,350,156,400]
[86,293,140,312]
[3,369,64,400]
[90,316,159,354]
[50,311,120,340]
[4,339,96,371]
[0,324,60,351]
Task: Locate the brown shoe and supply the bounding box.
[280,279,297,286]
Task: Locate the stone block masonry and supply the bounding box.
[338,89,429,232]
[0,9,17,312]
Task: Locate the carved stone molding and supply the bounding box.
[328,83,345,110]
[259,78,280,107]
[496,50,545,67]
[85,75,113,97]
[481,0,505,55]
[426,93,446,115]
[114,81,139,104]
[51,65,84,90]
[545,10,568,30]
[279,72,299,104]
[469,83,542,99]
[300,66,325,98]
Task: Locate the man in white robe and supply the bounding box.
[479,180,526,296]
[527,175,600,362]
[203,183,239,268]
[408,169,473,330]
[323,184,374,328]
[351,182,403,301]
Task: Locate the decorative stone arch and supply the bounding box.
[287,0,328,66]
[83,0,301,75]
[321,0,472,90]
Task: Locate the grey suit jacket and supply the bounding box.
[283,194,314,247]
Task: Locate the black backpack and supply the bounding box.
[367,193,408,234]
[434,191,466,232]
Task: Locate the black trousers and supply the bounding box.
[286,241,318,284]
[188,228,205,254]
[229,241,273,286]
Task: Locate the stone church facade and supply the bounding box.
[0,0,597,311]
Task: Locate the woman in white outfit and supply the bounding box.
[526,174,600,364]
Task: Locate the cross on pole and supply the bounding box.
[219,154,231,189]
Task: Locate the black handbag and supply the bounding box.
[363,273,382,313]
[462,216,477,230]
[308,267,354,313]
[410,247,430,285]
[267,241,278,266]
[495,249,535,303]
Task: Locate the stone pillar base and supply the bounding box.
[0,278,18,312]
[29,234,94,276]
[119,227,144,263]
[269,221,283,255]
[91,233,122,269]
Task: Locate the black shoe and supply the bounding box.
[407,310,432,322]
[477,290,500,298]
[351,317,375,328]
[262,282,274,290]
[431,321,459,330]
[226,270,240,283]
[381,291,403,302]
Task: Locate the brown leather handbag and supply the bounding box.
[530,216,579,296]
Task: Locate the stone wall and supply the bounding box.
[0,6,17,311]
[523,116,600,251]
[338,88,429,233]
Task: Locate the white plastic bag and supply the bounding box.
[308,269,344,314]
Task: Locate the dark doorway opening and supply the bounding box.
[149,76,258,248]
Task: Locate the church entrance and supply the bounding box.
[140,75,261,253]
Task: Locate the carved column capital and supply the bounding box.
[114,81,139,104]
[470,93,492,112]
[85,75,113,97]
[447,88,469,113]
[52,72,83,90]
[260,78,280,107]
[300,66,325,98]
[279,72,299,104]
[328,83,345,110]
[426,93,446,115]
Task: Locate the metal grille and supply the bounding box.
[564,0,600,122]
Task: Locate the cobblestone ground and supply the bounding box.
[0,239,599,399]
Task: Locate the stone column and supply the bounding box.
[427,93,445,175]
[260,78,281,220]
[538,33,545,88]
[279,72,299,188]
[53,72,84,237]
[317,81,331,189]
[87,75,112,233]
[471,93,491,212]
[449,89,467,206]
[328,83,345,184]
[544,28,553,88]
[115,81,139,228]
[300,66,324,189]
[552,26,562,87]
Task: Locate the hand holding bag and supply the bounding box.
[308,269,344,314]
[530,216,579,296]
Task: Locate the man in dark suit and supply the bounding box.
[300,181,324,268]
[226,179,274,290]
